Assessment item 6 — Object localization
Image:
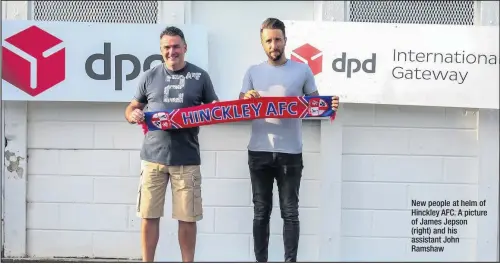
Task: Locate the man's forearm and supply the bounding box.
[306,90,319,96]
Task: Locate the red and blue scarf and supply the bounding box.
[140,96,336,132]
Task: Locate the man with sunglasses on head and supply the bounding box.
[125,26,218,262]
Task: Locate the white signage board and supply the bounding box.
[2,20,208,102]
[284,21,499,109]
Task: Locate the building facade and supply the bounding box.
[2,0,499,262]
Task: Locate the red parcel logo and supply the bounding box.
[291,43,323,76]
[2,25,66,96]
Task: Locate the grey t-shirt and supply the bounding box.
[240,59,318,154]
[134,62,218,166]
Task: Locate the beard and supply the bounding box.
[267,50,283,61]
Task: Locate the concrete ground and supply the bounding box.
[1,258,140,263]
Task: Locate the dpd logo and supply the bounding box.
[332,52,376,78]
[2,26,65,96]
[85,43,164,91]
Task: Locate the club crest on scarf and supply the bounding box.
[143,96,336,131]
[151,112,172,130]
[307,98,329,116]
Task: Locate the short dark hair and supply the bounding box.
[160,26,186,44]
[260,17,286,37]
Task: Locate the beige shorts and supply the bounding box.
[136,160,203,222]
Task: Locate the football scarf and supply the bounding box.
[141,96,336,131]
[140,122,149,135]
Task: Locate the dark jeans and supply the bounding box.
[248,150,303,262]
